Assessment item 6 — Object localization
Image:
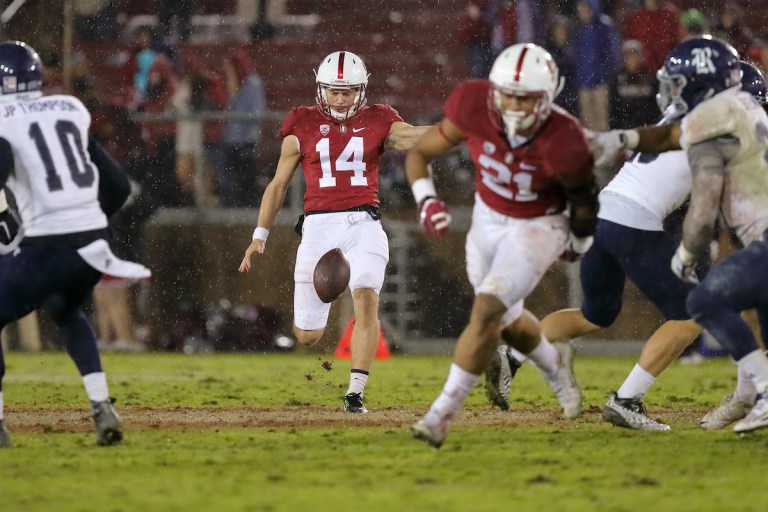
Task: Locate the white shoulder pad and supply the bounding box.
[681,91,738,148]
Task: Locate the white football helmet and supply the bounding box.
[315,51,370,121]
[488,43,564,138]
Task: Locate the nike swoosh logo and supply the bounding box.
[352,128,365,133]
[519,163,538,171]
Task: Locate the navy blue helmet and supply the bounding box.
[739,60,767,105]
[0,40,43,98]
[656,36,740,118]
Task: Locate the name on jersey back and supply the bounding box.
[3,98,80,118]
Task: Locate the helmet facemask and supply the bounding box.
[492,87,553,139]
[316,84,367,121]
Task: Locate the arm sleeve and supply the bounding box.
[278,108,299,138]
[0,138,13,189]
[89,135,131,218]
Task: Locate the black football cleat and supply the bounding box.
[342,392,368,413]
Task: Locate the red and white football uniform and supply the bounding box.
[280,104,402,330]
[445,80,594,322]
[280,104,402,212]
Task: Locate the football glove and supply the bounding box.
[586,129,627,170]
[0,207,23,256]
[419,197,451,238]
[560,234,593,262]
[671,244,699,284]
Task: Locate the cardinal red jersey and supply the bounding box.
[444,80,594,218]
[280,104,403,212]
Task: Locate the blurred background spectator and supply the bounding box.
[74,0,118,42]
[221,49,268,207]
[457,0,496,78]
[621,0,681,75]
[680,8,708,40]
[609,39,658,129]
[156,0,195,43]
[712,2,755,58]
[572,0,621,131]
[545,15,579,116]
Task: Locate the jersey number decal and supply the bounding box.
[315,137,367,188]
[477,154,537,201]
[29,120,95,192]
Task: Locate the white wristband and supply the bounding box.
[252,227,269,242]
[411,177,437,205]
[623,129,640,151]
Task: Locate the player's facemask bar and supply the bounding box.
[492,78,563,140]
[316,84,368,121]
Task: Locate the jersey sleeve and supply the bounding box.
[681,94,738,148]
[443,82,470,127]
[377,104,403,124]
[279,108,300,138]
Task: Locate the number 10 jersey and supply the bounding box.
[0,94,107,237]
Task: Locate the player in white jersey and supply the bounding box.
[0,41,150,447]
[590,36,768,433]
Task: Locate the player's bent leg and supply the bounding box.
[485,308,536,410]
[292,325,325,347]
[413,294,506,448]
[540,308,602,344]
[638,319,702,376]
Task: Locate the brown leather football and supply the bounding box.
[313,248,350,303]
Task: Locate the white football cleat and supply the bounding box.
[411,414,451,449]
[541,341,582,419]
[733,394,768,433]
[698,392,753,430]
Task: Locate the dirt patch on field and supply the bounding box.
[3,405,708,433]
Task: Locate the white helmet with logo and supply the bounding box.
[315,51,370,121]
[488,43,563,137]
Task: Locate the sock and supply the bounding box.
[737,350,768,395]
[508,346,527,363]
[427,363,479,421]
[617,364,656,399]
[735,358,758,402]
[346,369,369,396]
[82,372,110,402]
[526,335,559,375]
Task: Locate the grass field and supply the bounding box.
[2,351,767,512]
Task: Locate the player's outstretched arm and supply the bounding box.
[590,123,682,168]
[239,135,301,273]
[385,122,430,151]
[405,119,463,238]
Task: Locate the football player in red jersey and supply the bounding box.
[407,43,600,447]
[238,51,428,413]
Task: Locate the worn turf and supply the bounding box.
[1,352,767,512]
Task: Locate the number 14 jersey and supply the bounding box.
[280,104,402,212]
[0,94,107,237]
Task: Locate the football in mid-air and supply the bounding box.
[313,248,350,303]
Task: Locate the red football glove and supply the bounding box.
[419,197,451,238]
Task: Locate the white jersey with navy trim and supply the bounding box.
[599,150,690,230]
[0,94,107,237]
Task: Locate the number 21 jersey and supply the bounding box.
[280,104,403,212]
